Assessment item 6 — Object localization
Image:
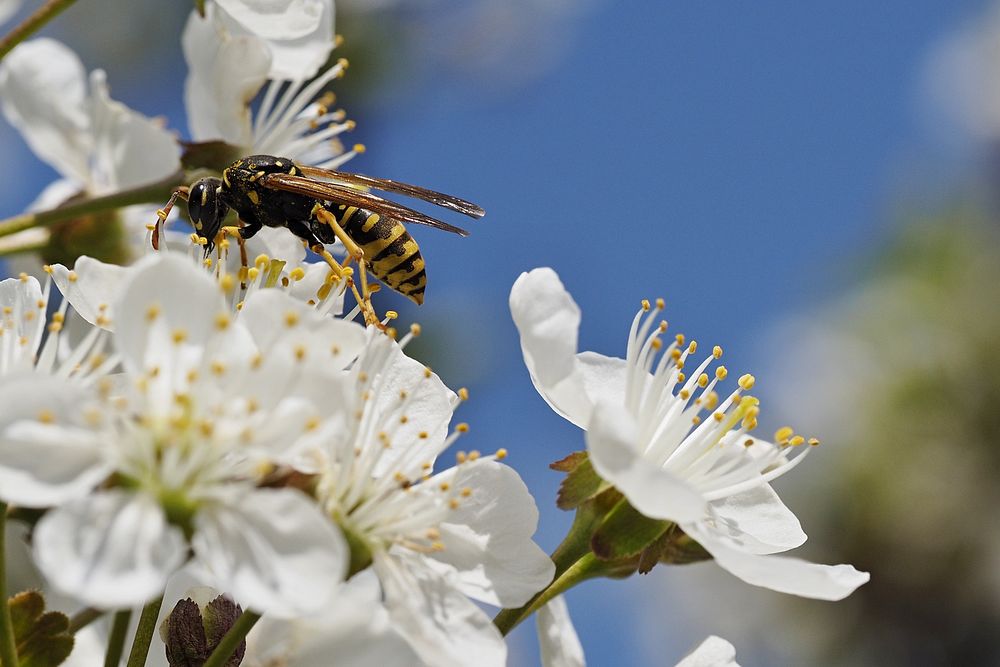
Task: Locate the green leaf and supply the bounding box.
[6,591,75,667]
[590,499,672,561]
[550,451,608,511]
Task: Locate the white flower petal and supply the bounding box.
[34,491,186,608]
[50,256,131,329]
[0,38,90,183]
[0,376,111,506]
[376,552,507,667]
[28,177,80,212]
[675,636,740,667]
[537,597,586,667]
[684,522,870,601]
[192,488,347,618]
[586,400,706,523]
[87,69,180,192]
[248,572,420,667]
[183,6,271,144]
[708,484,806,555]
[114,253,226,370]
[215,0,335,80]
[429,460,553,607]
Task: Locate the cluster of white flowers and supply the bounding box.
[0,1,868,666]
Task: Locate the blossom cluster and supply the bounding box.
[0,1,868,666]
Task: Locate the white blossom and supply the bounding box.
[510,268,869,601]
[296,332,554,667]
[183,0,357,170]
[0,254,363,615]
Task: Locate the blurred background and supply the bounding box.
[2,0,1000,664]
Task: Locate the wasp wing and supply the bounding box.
[294,165,485,219]
[261,173,471,237]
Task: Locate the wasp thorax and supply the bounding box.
[187,177,229,252]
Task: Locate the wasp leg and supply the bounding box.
[311,206,382,327]
[152,186,190,251]
[220,224,251,291]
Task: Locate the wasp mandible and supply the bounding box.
[154,154,485,324]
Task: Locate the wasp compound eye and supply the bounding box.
[187,177,229,255]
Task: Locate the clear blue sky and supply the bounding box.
[0,1,989,663]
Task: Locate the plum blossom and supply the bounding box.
[295,332,554,667]
[0,38,180,213]
[0,254,365,616]
[510,268,869,601]
[183,0,359,170]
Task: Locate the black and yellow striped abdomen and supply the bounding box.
[333,204,427,304]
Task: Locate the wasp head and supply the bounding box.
[187,177,230,255]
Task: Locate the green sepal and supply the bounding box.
[549,451,608,511]
[194,0,206,17]
[7,591,74,667]
[181,140,244,174]
[590,499,673,561]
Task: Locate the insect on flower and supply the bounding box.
[153,155,485,325]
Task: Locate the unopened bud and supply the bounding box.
[160,589,245,667]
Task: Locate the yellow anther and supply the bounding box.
[808,437,821,447]
[213,313,230,330]
[67,271,78,283]
[203,258,213,269]
[418,431,429,439]
[399,415,409,424]
[677,372,685,383]
[679,389,690,400]
[448,499,460,510]
[43,265,53,274]
[148,365,160,377]
[456,423,470,433]
[431,541,445,552]
[713,345,723,359]
[651,338,662,350]
[655,297,665,309]
[697,373,709,388]
[285,311,300,327]
[774,426,794,444]
[211,361,226,375]
[247,398,259,413]
[744,438,755,447]
[738,374,755,390]
[146,305,160,321]
[353,143,366,154]
[715,366,728,380]
[18,272,28,282]
[460,487,472,498]
[171,329,188,344]
[247,267,260,281]
[52,312,65,324]
[331,344,341,356]
[36,300,46,309]
[439,482,451,491]
[37,410,54,424]
[220,274,235,292]
[289,267,306,281]
[456,451,467,464]
[670,349,682,361]
[468,450,480,461]
[658,321,668,333]
[385,310,398,320]
[688,341,697,354]
[675,333,685,346]
[186,369,199,383]
[789,435,806,447]
[410,323,422,336]
[691,415,701,425]
[458,387,470,401]
[294,345,307,361]
[496,448,508,460]
[641,299,650,311]
[251,353,263,369]
[254,254,270,267]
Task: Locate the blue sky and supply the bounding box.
[0,1,990,663]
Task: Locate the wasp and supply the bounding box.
[154,154,484,322]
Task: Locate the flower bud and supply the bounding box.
[160,589,245,667]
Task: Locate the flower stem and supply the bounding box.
[67,607,103,634]
[0,171,185,239]
[0,504,19,667]
[0,0,80,62]
[202,609,260,667]
[104,610,131,667]
[124,596,163,667]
